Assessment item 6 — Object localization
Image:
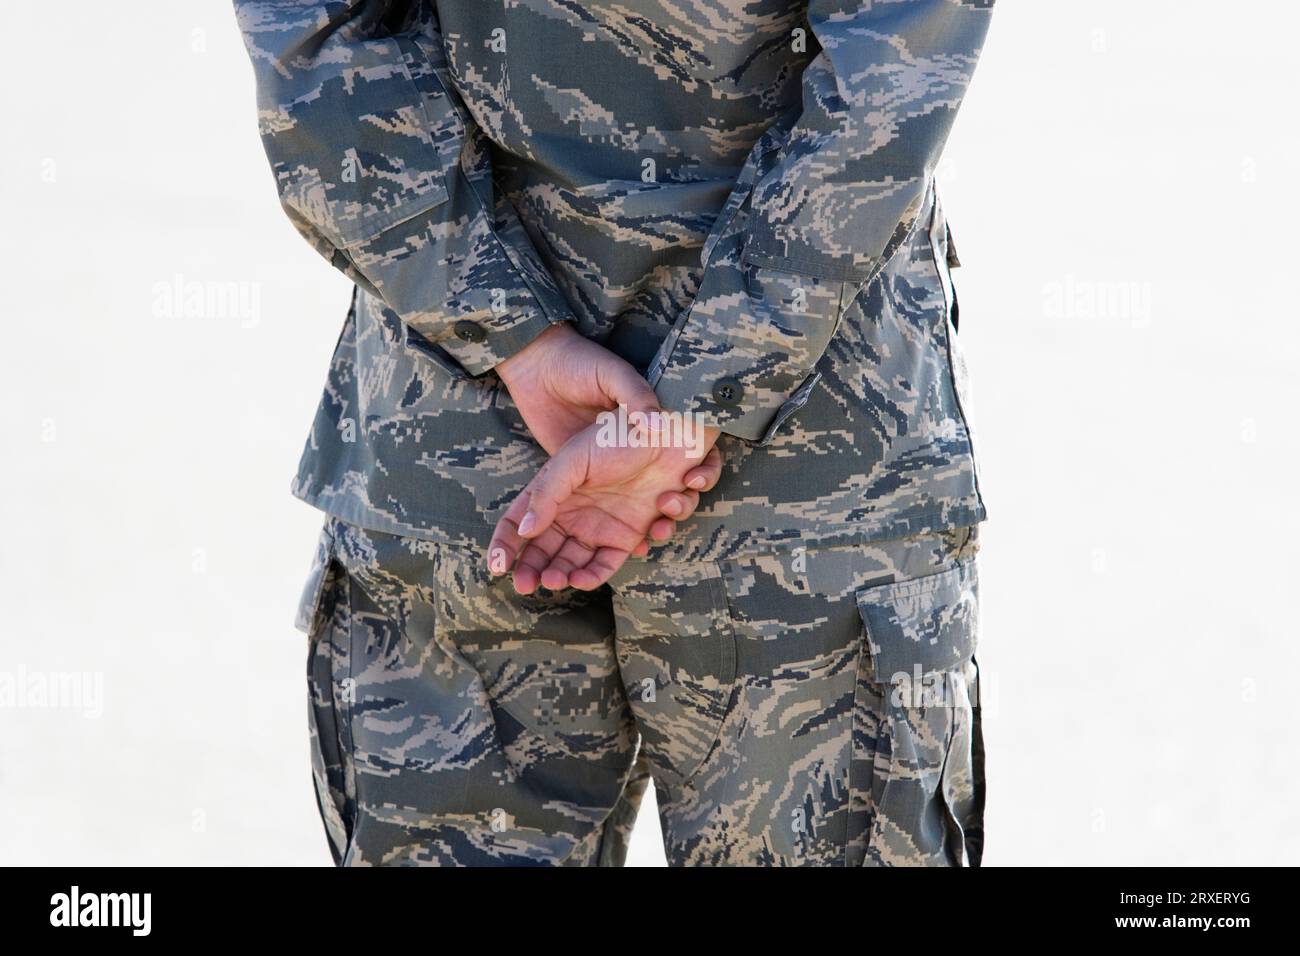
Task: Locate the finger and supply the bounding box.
[569,547,634,591]
[513,543,551,595]
[599,360,660,418]
[649,517,676,542]
[487,492,535,576]
[517,445,589,539]
[487,539,517,578]
[656,490,699,521]
[681,446,723,492]
[512,527,567,594]
[512,559,540,595]
[632,539,650,558]
[512,544,550,594]
[541,537,596,591]
[656,491,687,519]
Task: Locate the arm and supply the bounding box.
[233,0,574,374]
[648,0,995,441]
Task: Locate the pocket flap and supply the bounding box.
[856,562,978,682]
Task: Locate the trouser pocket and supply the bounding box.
[297,525,357,865]
[611,566,737,791]
[848,559,984,867]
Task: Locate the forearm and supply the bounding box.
[649,0,995,444]
[234,0,574,374]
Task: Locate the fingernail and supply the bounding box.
[518,512,537,536]
[662,498,682,517]
[688,476,707,490]
[488,548,509,576]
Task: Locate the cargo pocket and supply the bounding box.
[848,560,984,867]
[614,573,738,790]
[297,526,357,866]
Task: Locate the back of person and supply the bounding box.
[237,0,995,866]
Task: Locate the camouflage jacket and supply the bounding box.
[235,0,993,558]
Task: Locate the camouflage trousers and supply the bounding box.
[294,517,985,866]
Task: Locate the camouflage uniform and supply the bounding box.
[298,517,982,866]
[236,0,993,865]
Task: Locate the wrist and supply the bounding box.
[496,321,574,387]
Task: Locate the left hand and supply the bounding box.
[494,322,660,455]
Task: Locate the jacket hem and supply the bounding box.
[293,482,987,560]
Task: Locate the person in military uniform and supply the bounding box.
[236,0,994,866]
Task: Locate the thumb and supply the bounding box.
[517,437,591,538]
[598,359,660,419]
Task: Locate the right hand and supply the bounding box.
[495,322,661,455]
[487,420,724,593]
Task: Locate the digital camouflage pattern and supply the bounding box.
[298,517,983,866]
[234,0,992,555]
[240,0,995,867]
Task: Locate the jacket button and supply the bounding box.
[454,320,486,344]
[712,377,744,407]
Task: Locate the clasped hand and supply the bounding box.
[489,323,721,593]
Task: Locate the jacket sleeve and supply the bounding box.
[233,0,575,375]
[647,0,994,442]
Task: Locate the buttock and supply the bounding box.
[293,518,984,866]
[606,527,984,866]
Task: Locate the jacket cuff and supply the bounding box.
[647,240,855,444]
[343,198,573,377]
[435,308,557,377]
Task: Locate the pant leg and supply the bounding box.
[593,749,653,867]
[296,519,640,866]
[609,527,983,867]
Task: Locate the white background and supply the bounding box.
[1,1,1296,866]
